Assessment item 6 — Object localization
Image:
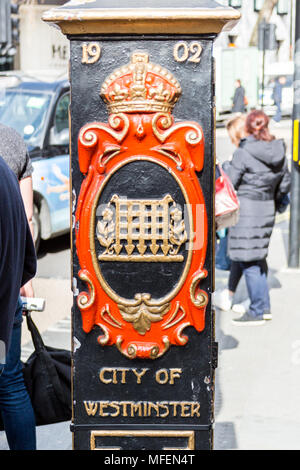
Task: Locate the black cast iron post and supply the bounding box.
[43,0,240,451]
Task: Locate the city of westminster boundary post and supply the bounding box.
[43,0,240,451]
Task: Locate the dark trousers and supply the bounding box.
[0,298,36,450]
[228,260,243,292]
[228,260,270,317]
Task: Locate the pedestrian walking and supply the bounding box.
[232,79,246,113]
[214,114,250,314]
[272,76,286,123]
[0,156,36,449]
[221,110,290,325]
[0,124,37,450]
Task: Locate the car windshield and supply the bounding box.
[0,89,52,148]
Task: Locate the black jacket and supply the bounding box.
[0,156,36,363]
[223,135,291,262]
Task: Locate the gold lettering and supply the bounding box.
[99,401,109,417]
[173,41,202,64]
[155,369,169,384]
[159,402,170,418]
[82,42,101,64]
[188,42,202,63]
[169,401,180,417]
[120,368,128,384]
[130,402,142,417]
[109,401,120,417]
[180,402,191,417]
[148,402,160,417]
[99,368,113,384]
[132,368,149,384]
[191,402,201,417]
[169,368,182,384]
[82,400,201,418]
[120,401,131,417]
[112,369,117,384]
[83,401,98,416]
[174,41,189,63]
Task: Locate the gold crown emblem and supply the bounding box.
[100,52,182,114]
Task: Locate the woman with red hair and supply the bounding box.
[222,110,290,325]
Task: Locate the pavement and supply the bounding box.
[214,118,300,449]
[214,211,300,450]
[0,119,299,450]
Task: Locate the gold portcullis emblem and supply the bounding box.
[96,194,187,262]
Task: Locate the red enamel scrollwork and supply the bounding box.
[75,51,208,359]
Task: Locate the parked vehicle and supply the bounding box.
[0,74,70,249]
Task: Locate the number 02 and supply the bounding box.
[173,42,202,64]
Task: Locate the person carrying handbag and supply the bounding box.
[216,111,291,325]
[215,161,239,272]
[0,156,36,449]
[0,124,37,450]
[215,116,248,314]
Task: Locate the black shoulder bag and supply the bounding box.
[22,313,72,426]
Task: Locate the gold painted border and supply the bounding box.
[90,430,195,450]
[89,156,194,307]
[42,8,240,35]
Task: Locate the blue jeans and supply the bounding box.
[238,260,270,318]
[0,298,36,450]
[216,231,231,271]
[274,101,282,122]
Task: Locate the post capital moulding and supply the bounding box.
[42,0,241,36]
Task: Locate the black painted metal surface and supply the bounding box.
[70,36,216,451]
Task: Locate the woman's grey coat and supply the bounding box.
[223,135,291,262]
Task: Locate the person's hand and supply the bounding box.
[20,280,34,298]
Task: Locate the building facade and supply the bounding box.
[216,0,294,63]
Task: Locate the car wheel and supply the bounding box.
[32,203,41,252]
